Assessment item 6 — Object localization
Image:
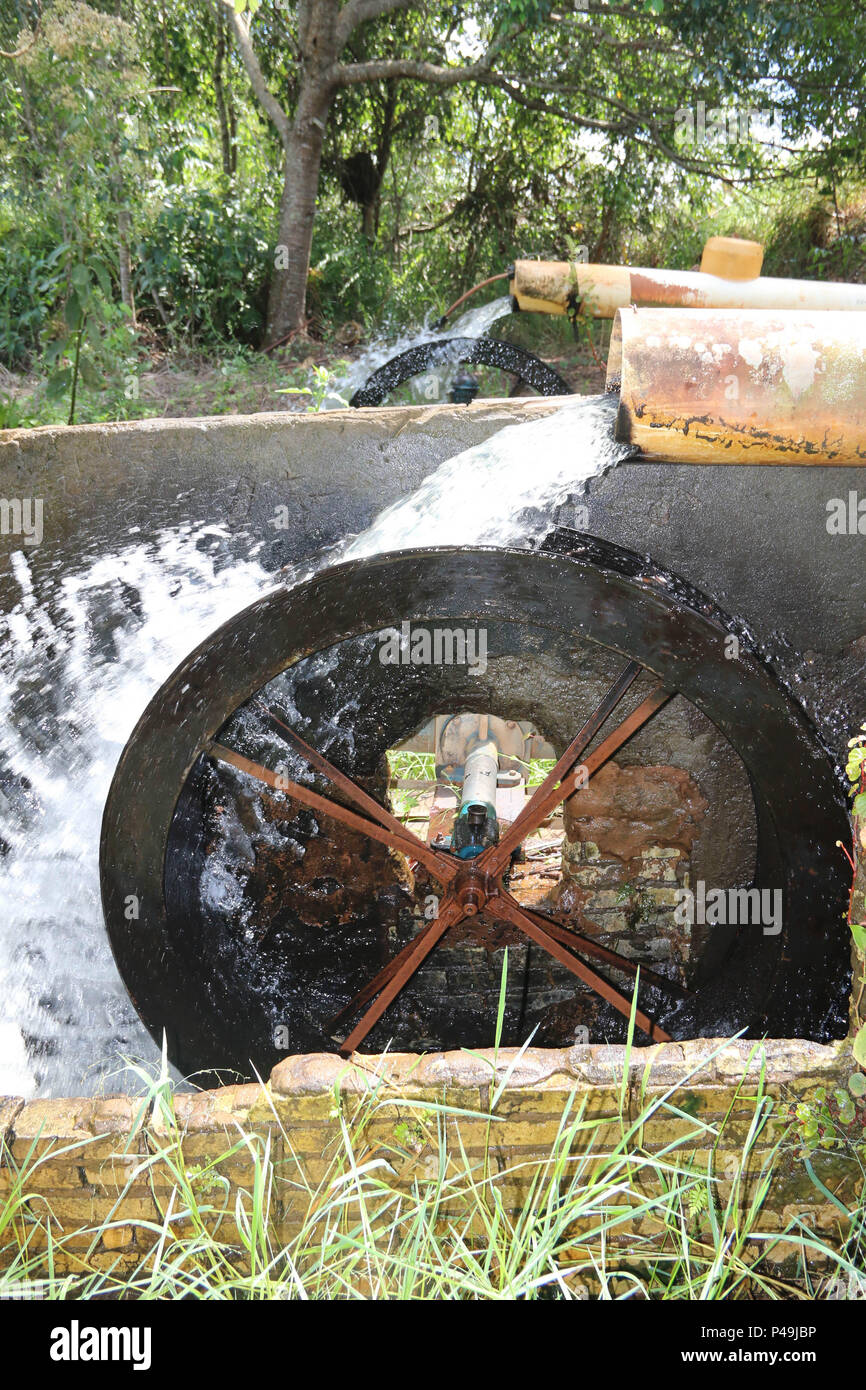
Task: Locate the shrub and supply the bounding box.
[137,189,270,345]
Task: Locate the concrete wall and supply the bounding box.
[2,399,866,665]
[0,401,555,610]
[3,398,864,768]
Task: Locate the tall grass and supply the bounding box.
[2,986,864,1300]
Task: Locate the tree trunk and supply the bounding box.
[361,197,377,238]
[265,79,333,343]
[228,100,238,175]
[214,7,236,178]
[111,160,136,326]
[359,81,397,241]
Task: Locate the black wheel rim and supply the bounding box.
[348,336,572,407]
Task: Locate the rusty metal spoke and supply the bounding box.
[339,900,465,1055]
[491,893,672,1042]
[330,909,449,1028]
[258,703,457,882]
[209,743,456,885]
[483,660,642,873]
[506,902,690,999]
[480,684,674,878]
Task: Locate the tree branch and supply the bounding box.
[488,74,629,134]
[220,0,292,151]
[394,204,462,237]
[333,56,493,86]
[485,75,757,183]
[335,0,416,51]
[333,13,518,88]
[0,20,39,59]
[561,19,692,56]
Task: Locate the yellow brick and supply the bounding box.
[13,1225,97,1253]
[279,1125,338,1156]
[250,1094,336,1125]
[85,1250,144,1274]
[34,1193,157,1226]
[101,1224,136,1250]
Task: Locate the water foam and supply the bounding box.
[343,393,627,556]
[0,528,272,1095]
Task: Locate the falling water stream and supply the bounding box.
[325,295,515,406]
[0,386,629,1098]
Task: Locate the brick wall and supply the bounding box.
[2,766,862,1281]
[560,841,689,969]
[557,760,709,984]
[2,1037,863,1278]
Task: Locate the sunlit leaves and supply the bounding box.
[494,0,554,29]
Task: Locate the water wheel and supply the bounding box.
[100,534,850,1082]
[349,336,571,407]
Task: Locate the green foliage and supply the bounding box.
[0,240,66,365]
[523,758,555,787]
[687,1182,709,1224]
[386,751,436,781]
[846,723,866,813]
[3,0,866,410]
[386,750,435,822]
[137,191,270,344]
[276,363,348,410]
[840,725,866,960]
[615,880,655,928]
[494,0,554,28]
[0,395,42,431]
[43,257,119,423]
[784,1084,866,1155]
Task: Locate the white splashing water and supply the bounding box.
[0,529,273,1096]
[325,295,515,407]
[0,389,626,1096]
[343,393,628,558]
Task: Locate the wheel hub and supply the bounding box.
[453,865,499,916]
